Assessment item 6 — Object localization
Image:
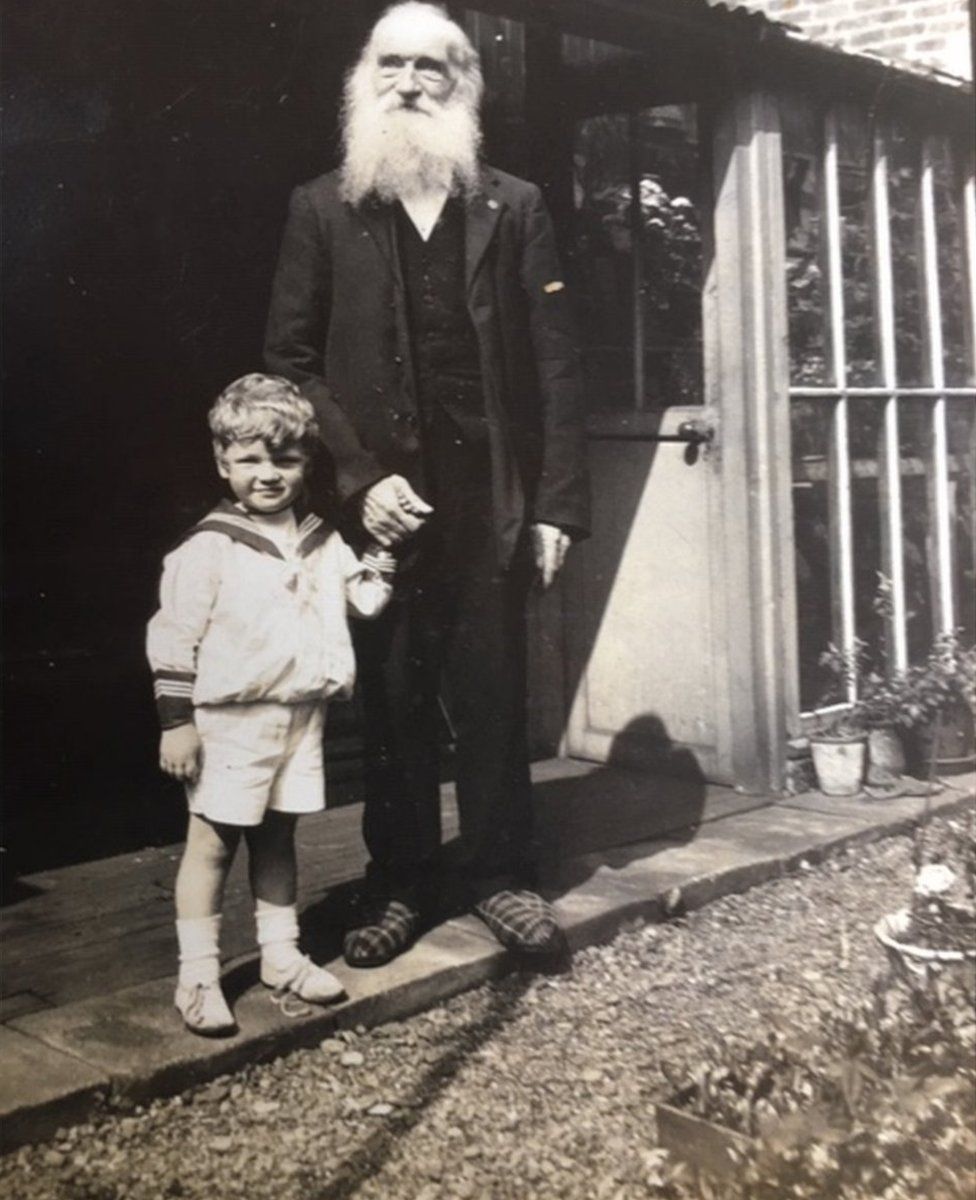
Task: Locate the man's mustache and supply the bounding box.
[382,96,435,116]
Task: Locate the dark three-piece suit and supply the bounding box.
[264,165,590,905]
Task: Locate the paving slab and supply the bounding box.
[8,920,507,1110]
[781,785,972,825]
[0,1027,108,1152]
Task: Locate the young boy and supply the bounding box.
[147,373,395,1035]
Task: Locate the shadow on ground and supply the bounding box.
[311,971,539,1200]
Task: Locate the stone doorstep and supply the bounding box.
[4,919,511,1133]
[0,1027,108,1154]
[2,778,973,1153]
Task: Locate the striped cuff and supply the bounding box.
[362,545,397,576]
[153,670,195,729]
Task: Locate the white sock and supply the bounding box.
[176,914,221,986]
[255,900,303,972]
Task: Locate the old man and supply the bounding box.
[265,1,589,966]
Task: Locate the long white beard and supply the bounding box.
[340,77,482,206]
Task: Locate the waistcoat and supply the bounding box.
[397,197,487,442]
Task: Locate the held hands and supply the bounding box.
[160,723,202,785]
[360,475,433,547]
[531,522,571,589]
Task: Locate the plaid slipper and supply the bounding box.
[473,889,567,956]
[343,898,420,968]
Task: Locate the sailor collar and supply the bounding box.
[180,499,330,560]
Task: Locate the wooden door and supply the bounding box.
[554,90,795,794]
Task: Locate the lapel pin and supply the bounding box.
[487,198,499,210]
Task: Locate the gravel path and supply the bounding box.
[3,818,967,1200]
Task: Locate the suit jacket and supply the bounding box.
[263,166,590,566]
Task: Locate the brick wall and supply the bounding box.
[758,0,972,79]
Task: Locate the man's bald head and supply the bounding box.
[340,2,483,206]
[365,2,483,103]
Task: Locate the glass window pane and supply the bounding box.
[461,11,525,115]
[948,399,976,642]
[634,105,703,406]
[848,399,888,663]
[931,136,973,387]
[571,105,703,412]
[888,121,926,386]
[837,105,879,386]
[791,398,838,709]
[782,102,831,385]
[572,113,634,410]
[562,34,642,67]
[899,399,938,661]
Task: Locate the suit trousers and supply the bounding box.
[352,409,535,907]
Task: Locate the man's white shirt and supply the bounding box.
[399,186,449,241]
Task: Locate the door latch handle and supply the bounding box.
[645,420,714,445]
[675,420,714,445]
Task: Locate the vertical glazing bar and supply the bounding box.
[823,109,857,699]
[963,163,976,377]
[629,112,645,411]
[871,127,908,670]
[919,137,955,633]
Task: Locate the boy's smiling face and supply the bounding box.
[216,438,309,515]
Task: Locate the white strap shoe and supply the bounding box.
[261,954,346,1005]
[174,981,236,1036]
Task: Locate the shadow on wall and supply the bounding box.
[526,430,665,758]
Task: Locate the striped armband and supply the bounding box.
[153,669,195,729]
[361,546,397,576]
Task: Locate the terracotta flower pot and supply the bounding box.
[867,727,906,781]
[874,908,976,980]
[905,702,976,777]
[655,1102,753,1179]
[810,736,867,796]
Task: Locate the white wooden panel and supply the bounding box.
[563,408,726,780]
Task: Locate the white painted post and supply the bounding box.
[823,109,857,699]
[919,137,955,635]
[871,127,908,670]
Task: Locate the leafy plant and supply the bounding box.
[907,811,976,953]
[814,626,976,738]
[659,959,976,1199]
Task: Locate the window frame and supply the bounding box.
[787,109,976,719]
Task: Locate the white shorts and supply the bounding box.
[187,702,326,827]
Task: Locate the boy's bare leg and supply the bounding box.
[248,812,345,1003]
[172,815,240,1033]
[175,814,241,918]
[245,810,297,906]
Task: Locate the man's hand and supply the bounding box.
[160,723,202,785]
[361,475,433,547]
[531,522,571,589]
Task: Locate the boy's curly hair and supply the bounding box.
[209,374,320,452]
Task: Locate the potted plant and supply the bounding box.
[898,633,976,777]
[812,620,976,788]
[808,710,869,796]
[656,985,976,1195]
[875,810,976,975]
[857,668,912,781]
[809,644,869,796]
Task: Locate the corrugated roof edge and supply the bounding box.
[780,25,973,91]
[696,0,969,87]
[694,0,972,88]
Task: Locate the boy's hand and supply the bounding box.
[361,475,432,547]
[160,724,202,784]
